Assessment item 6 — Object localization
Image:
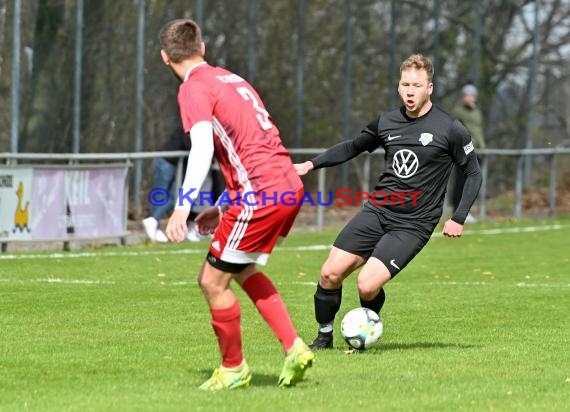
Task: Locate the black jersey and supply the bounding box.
[311,104,482,228]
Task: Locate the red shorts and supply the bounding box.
[209,188,303,265]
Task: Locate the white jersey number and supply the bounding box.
[236,86,273,131]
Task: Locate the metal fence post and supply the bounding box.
[363,155,370,194]
[340,0,352,188]
[548,154,557,217]
[133,0,145,217]
[478,153,487,220]
[514,155,524,218]
[294,0,305,148]
[10,0,22,161]
[175,157,184,192]
[317,167,326,231]
[72,0,84,154]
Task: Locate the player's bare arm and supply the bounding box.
[165,121,215,243]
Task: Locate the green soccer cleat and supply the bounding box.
[278,337,315,388]
[199,361,252,391]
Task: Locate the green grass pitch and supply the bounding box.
[1,218,568,411]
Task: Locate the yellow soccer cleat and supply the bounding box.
[199,361,252,391]
[278,337,315,388]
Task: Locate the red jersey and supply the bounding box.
[178,63,302,200]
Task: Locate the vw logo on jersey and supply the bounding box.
[392,149,419,179]
[419,133,433,146]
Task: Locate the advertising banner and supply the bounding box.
[31,169,66,239]
[0,168,33,241]
[0,166,128,241]
[65,168,128,238]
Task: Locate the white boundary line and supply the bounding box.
[429,281,570,288]
[0,278,567,288]
[0,248,205,260]
[293,280,570,288]
[0,224,567,261]
[430,223,568,238]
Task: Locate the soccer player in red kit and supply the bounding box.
[159,19,314,391]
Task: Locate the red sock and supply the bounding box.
[210,299,243,368]
[242,272,297,351]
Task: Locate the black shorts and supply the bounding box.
[333,206,433,277]
[206,252,250,274]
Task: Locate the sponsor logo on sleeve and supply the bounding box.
[463,141,474,155]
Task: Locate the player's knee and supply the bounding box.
[197,273,209,292]
[357,283,378,301]
[197,272,223,297]
[320,262,345,287]
[357,275,389,301]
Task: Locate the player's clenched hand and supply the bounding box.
[195,206,222,235]
[442,219,464,237]
[294,161,314,176]
[166,209,190,243]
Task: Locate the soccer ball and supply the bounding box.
[340,307,383,350]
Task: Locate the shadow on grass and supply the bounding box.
[251,373,282,387]
[376,341,479,351]
[196,369,280,388]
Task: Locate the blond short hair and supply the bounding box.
[400,54,434,82]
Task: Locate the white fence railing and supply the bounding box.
[2,147,570,239]
[290,147,570,225]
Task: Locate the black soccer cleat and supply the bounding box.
[308,332,333,350]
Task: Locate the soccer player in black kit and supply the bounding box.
[295,54,483,349]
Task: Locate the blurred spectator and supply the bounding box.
[450,84,485,222]
[143,127,222,242]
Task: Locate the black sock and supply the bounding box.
[360,288,386,314]
[314,283,342,326]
